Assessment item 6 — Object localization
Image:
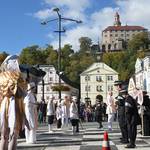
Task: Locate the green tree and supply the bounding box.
[79,37,92,53]
[128,32,150,51]
[61,44,74,71]
[19,45,47,65]
[0,51,8,65]
[45,45,58,67]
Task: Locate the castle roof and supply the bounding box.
[103,25,147,32]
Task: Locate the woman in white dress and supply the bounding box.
[47,96,55,133]
[70,96,79,134]
[106,91,116,131]
[24,82,38,144]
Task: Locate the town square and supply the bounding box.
[0,0,150,150]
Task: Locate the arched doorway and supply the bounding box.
[108,44,111,51]
[102,45,106,52]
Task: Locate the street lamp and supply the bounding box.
[41,8,82,100]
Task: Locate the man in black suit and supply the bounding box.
[121,89,138,148]
[114,81,128,144]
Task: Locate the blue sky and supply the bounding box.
[1,0,150,55]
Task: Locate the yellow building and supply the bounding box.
[80,62,118,105]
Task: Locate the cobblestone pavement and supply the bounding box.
[17,122,150,150]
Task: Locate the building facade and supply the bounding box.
[101,12,148,52]
[36,65,78,102]
[135,56,150,95]
[80,62,118,105]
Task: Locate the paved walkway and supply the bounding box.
[17,122,150,150]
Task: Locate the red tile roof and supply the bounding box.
[103,26,147,32]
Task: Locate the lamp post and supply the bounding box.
[41,8,82,100]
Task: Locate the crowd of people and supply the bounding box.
[1,55,150,150]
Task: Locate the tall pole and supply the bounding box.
[58,13,61,100]
[41,8,82,101]
[42,79,45,101]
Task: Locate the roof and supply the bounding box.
[80,62,118,75]
[103,25,147,32]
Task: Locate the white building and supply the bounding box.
[36,65,79,102]
[135,56,150,95]
[80,62,118,105]
[101,12,147,52]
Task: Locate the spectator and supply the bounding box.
[70,96,79,135]
[95,99,103,128]
[106,91,116,131]
[47,96,55,133]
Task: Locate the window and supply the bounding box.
[46,96,50,100]
[85,85,90,91]
[110,34,112,37]
[50,71,53,74]
[85,75,90,81]
[107,76,113,81]
[46,86,50,91]
[49,77,53,82]
[96,85,103,92]
[105,35,107,37]
[41,87,43,91]
[96,76,102,82]
[108,85,113,91]
[115,34,118,37]
[121,34,124,37]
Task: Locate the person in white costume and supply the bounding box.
[64,95,71,127]
[47,96,55,133]
[0,55,27,150]
[24,82,38,144]
[61,100,67,128]
[70,96,79,134]
[106,91,116,131]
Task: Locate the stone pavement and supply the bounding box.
[17,122,150,150]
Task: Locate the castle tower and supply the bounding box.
[114,12,121,26]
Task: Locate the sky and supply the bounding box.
[1,0,150,55]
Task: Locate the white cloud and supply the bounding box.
[117,0,150,28]
[36,0,150,51]
[34,8,54,20]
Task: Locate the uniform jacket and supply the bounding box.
[125,95,139,125]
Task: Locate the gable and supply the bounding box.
[80,62,118,76]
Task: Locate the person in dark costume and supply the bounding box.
[95,97,103,129]
[114,81,128,144]
[142,91,150,136]
[121,89,139,148]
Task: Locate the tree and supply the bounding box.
[0,51,8,65]
[19,45,47,65]
[61,44,74,71]
[45,45,58,68]
[79,37,92,53]
[128,32,150,51]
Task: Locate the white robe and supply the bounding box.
[24,91,37,143]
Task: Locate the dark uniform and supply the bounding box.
[95,101,103,128]
[116,93,128,143]
[114,80,128,143]
[142,93,150,136]
[124,94,138,148]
